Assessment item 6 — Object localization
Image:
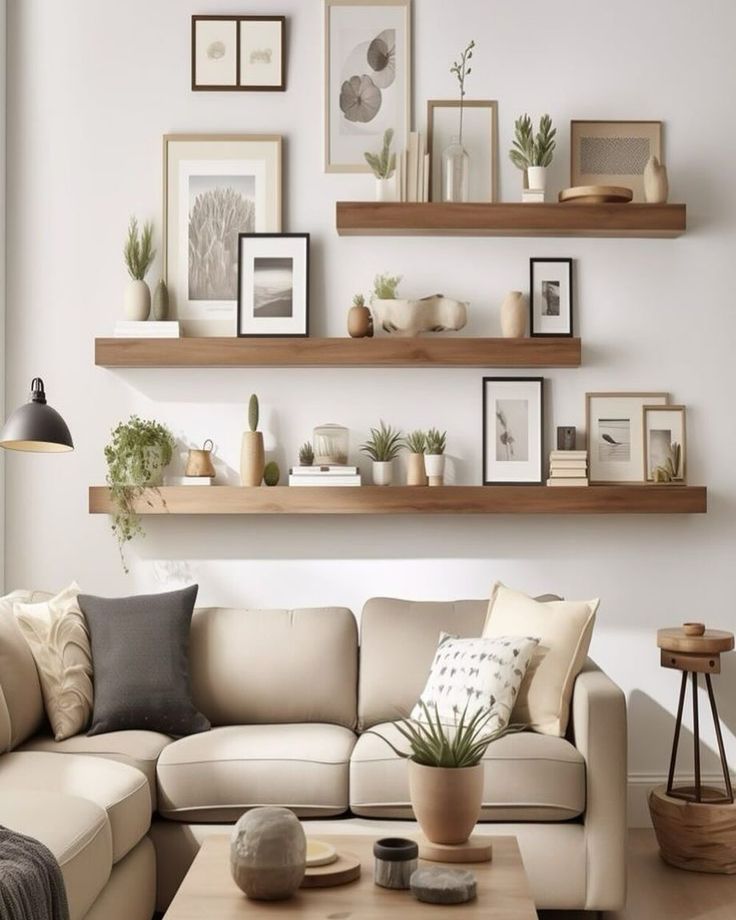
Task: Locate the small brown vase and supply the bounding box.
[240,431,265,486]
[406,452,427,486]
[409,761,484,845]
[348,305,373,338]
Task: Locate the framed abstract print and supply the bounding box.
[530,258,573,337]
[586,392,668,483]
[483,377,544,485]
[643,405,687,483]
[192,16,286,91]
[570,120,662,202]
[237,233,309,337]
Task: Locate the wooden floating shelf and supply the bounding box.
[88,485,707,516]
[94,336,581,369]
[336,202,687,238]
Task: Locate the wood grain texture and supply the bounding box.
[649,785,736,874]
[418,834,493,863]
[94,336,582,368]
[88,485,708,515]
[336,201,687,237]
[301,852,361,888]
[657,629,734,655]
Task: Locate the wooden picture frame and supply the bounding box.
[483,377,544,485]
[529,258,573,337]
[237,233,310,338]
[426,100,498,202]
[570,120,662,202]
[643,405,687,483]
[192,15,286,92]
[586,391,669,484]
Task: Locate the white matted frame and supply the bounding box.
[570,120,662,202]
[643,405,687,483]
[427,100,498,202]
[324,0,411,173]
[237,233,310,338]
[530,258,573,337]
[586,392,668,484]
[483,377,544,485]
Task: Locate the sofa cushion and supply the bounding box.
[19,729,172,810]
[157,723,357,821]
[350,723,585,821]
[0,788,112,920]
[0,751,151,863]
[190,607,358,729]
[0,590,48,749]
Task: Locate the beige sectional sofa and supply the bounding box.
[0,597,627,917]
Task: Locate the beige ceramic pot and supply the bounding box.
[500,291,526,338]
[408,760,484,845]
[406,452,427,486]
[241,431,265,486]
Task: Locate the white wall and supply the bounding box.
[6,0,736,823]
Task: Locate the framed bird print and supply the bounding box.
[586,392,668,483]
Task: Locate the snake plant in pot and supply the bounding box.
[360,420,403,486]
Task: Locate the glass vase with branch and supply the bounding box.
[442,40,475,203]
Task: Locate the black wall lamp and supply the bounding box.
[0,378,74,452]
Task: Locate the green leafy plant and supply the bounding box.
[298,441,314,466]
[450,40,475,144]
[404,430,427,454]
[264,461,280,486]
[248,394,259,432]
[364,128,397,179]
[104,416,175,571]
[353,293,366,307]
[373,273,402,300]
[425,428,447,455]
[509,114,556,170]
[123,217,155,281]
[653,442,682,483]
[360,420,403,462]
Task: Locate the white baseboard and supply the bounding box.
[627,772,732,827]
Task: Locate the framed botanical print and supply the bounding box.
[163,134,282,336]
[483,377,544,485]
[570,120,662,202]
[530,258,573,337]
[586,392,668,484]
[643,405,686,483]
[427,100,498,202]
[192,16,286,91]
[237,234,309,337]
[324,0,411,173]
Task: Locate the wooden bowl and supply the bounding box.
[558,185,633,204]
[682,622,706,637]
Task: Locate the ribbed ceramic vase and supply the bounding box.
[409,761,484,845]
[240,431,265,487]
[643,156,669,203]
[501,291,526,338]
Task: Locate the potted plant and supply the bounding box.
[105,416,175,571]
[241,394,265,487]
[123,216,155,320]
[442,40,475,202]
[347,293,373,338]
[424,428,447,486]
[364,128,397,202]
[298,441,314,467]
[360,420,402,486]
[509,114,556,195]
[403,430,427,486]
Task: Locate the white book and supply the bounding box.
[400,149,408,201]
[289,476,361,487]
[423,152,431,203]
[522,189,546,203]
[407,132,419,203]
[394,156,402,203]
[550,450,587,459]
[549,460,588,470]
[289,466,359,476]
[549,468,589,478]
[169,477,215,486]
[417,132,425,202]
[546,478,589,487]
[114,321,180,338]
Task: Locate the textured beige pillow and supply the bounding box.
[482,582,598,736]
[14,582,93,741]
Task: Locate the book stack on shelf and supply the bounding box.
[169,476,214,486]
[114,321,180,338]
[289,465,361,487]
[397,131,430,203]
[547,450,588,487]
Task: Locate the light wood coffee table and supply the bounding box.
[163,833,537,919]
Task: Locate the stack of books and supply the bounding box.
[398,131,430,203]
[522,188,546,203]
[169,476,214,487]
[114,321,180,338]
[288,465,361,487]
[547,450,588,487]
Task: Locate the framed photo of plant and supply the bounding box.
[427,100,498,202]
[529,258,573,337]
[643,405,686,483]
[482,377,544,485]
[586,392,668,483]
[237,233,309,337]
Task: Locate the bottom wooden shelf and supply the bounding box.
[88,485,707,515]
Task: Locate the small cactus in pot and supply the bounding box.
[241,394,265,487]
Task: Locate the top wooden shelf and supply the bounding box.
[335,202,687,238]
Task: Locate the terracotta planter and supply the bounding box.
[409,760,484,845]
[241,431,265,486]
[348,304,373,338]
[406,452,427,486]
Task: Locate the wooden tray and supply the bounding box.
[418,834,493,863]
[559,185,633,204]
[301,852,361,888]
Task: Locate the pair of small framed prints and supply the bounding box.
[192,16,285,91]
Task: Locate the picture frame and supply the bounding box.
[483,377,544,485]
[192,15,286,91]
[324,0,411,173]
[237,233,309,338]
[163,134,282,337]
[586,392,669,484]
[643,405,687,483]
[530,258,573,337]
[570,120,662,202]
[427,99,498,202]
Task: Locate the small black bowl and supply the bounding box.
[373,837,419,862]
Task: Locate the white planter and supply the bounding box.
[424,453,446,487]
[526,166,547,192]
[375,177,397,202]
[372,460,394,486]
[124,279,151,321]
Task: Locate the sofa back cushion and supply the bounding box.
[0,591,47,749]
[190,607,358,729]
[0,687,11,752]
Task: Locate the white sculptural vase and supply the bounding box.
[500,291,527,338]
[424,454,446,487]
[371,294,468,337]
[375,177,397,202]
[643,156,669,203]
[124,279,151,321]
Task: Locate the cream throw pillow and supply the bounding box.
[14,582,93,741]
[483,582,598,737]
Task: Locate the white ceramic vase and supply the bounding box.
[500,291,527,338]
[526,166,547,192]
[643,156,669,203]
[124,279,151,321]
[424,453,446,487]
[372,460,394,486]
[375,177,396,202]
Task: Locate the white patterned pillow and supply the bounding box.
[411,632,539,731]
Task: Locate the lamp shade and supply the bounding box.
[0,378,74,452]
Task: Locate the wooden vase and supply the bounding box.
[240,431,265,487]
[348,305,373,338]
[409,761,484,845]
[406,453,427,486]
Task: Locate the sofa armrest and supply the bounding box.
[571,658,627,912]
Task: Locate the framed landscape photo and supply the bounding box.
[427,100,498,202]
[643,405,687,483]
[586,392,668,484]
[192,16,285,91]
[530,258,573,337]
[324,0,411,173]
[570,120,662,202]
[483,377,544,485]
[237,233,309,337]
[163,134,282,336]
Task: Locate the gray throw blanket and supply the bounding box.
[0,826,69,920]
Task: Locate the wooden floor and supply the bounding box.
[540,829,736,920]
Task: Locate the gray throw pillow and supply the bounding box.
[79,584,210,737]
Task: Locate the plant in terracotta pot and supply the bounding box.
[424,428,447,486]
[241,394,265,487]
[123,216,155,320]
[347,294,373,338]
[403,430,427,486]
[509,113,556,196]
[360,420,402,486]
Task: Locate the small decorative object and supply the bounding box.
[558,185,633,204]
[644,405,686,483]
[298,441,314,466]
[428,99,497,202]
[373,838,418,889]
[313,424,349,465]
[373,272,402,300]
[237,233,309,337]
[682,622,705,637]
[509,114,556,197]
[305,840,337,868]
[185,439,216,478]
[483,377,544,484]
[230,806,306,900]
[152,279,170,321]
[241,394,266,487]
[263,461,280,486]
[360,420,402,486]
[123,217,155,321]
[500,290,526,338]
[418,836,493,864]
[410,867,477,905]
[104,416,175,571]
[192,16,285,91]
[403,430,427,486]
[441,40,474,202]
[301,852,362,888]
[530,258,573,337]
[424,428,447,486]
[644,154,669,203]
[365,129,397,201]
[348,294,374,338]
[586,392,668,483]
[557,426,577,451]
[570,120,662,202]
[372,295,468,337]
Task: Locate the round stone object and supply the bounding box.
[230,807,306,901]
[410,866,477,904]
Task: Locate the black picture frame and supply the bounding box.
[529,258,573,337]
[192,15,286,92]
[237,233,310,339]
[482,376,544,485]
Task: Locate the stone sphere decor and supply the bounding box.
[230,807,306,900]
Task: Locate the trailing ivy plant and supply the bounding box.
[105,416,175,571]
